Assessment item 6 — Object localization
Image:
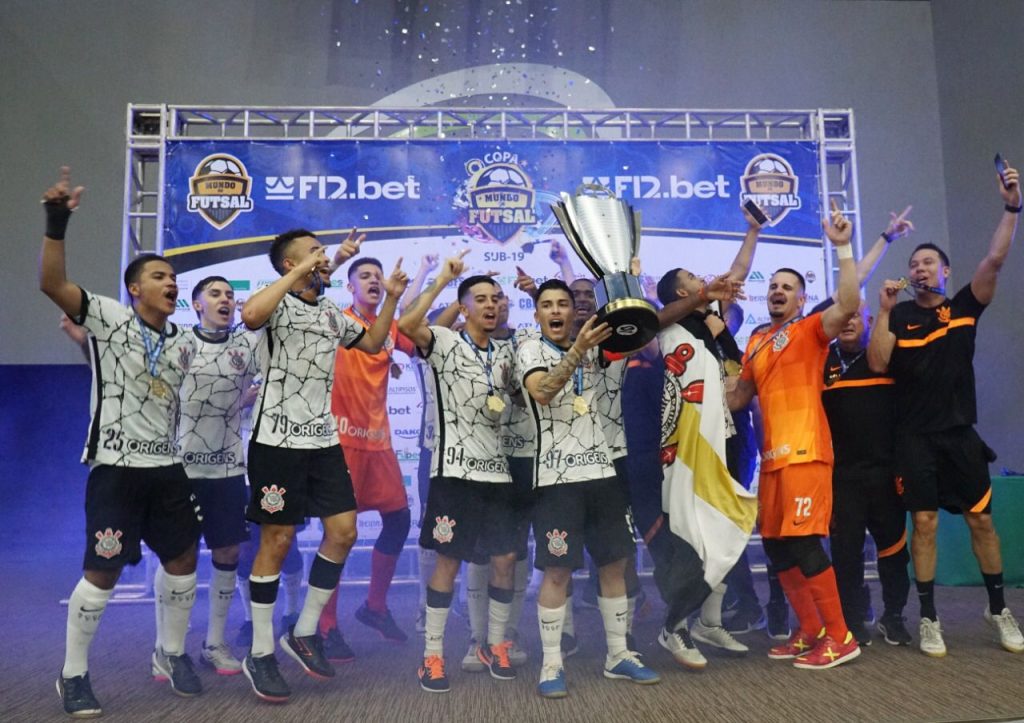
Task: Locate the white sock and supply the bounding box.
[63,578,113,678]
[282,569,303,617]
[599,594,629,658]
[250,574,278,658]
[417,548,436,610]
[467,562,489,643]
[507,557,530,639]
[206,567,237,646]
[538,603,566,668]
[236,574,252,622]
[701,583,727,627]
[294,584,334,638]
[424,604,451,657]
[160,571,197,656]
[563,593,576,636]
[487,593,512,646]
[626,594,637,635]
[153,565,165,652]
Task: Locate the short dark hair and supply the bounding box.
[773,267,806,292]
[535,278,574,303]
[909,242,950,267]
[123,253,169,299]
[457,274,498,302]
[192,275,231,302]
[656,269,683,306]
[269,228,317,276]
[347,257,383,280]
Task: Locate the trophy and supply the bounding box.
[551,184,659,353]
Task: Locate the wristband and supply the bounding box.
[881,231,894,244]
[835,244,854,260]
[44,201,73,240]
[1006,203,1023,214]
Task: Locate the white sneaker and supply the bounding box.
[918,618,947,657]
[200,640,242,675]
[690,619,749,654]
[657,625,707,670]
[984,607,1024,653]
[461,640,486,672]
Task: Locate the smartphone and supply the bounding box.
[995,153,1010,189]
[743,198,769,226]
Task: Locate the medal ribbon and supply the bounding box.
[540,336,584,397]
[136,315,167,377]
[461,330,496,396]
[349,305,397,366]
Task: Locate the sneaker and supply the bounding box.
[690,619,749,654]
[537,664,568,698]
[793,632,861,669]
[766,603,792,640]
[878,614,912,646]
[723,605,767,635]
[506,630,528,667]
[848,621,872,647]
[767,630,817,660]
[477,640,517,680]
[984,607,1024,653]
[56,672,102,719]
[657,625,707,670]
[151,648,202,697]
[280,626,335,679]
[242,653,290,703]
[604,650,661,684]
[461,639,486,672]
[561,632,579,658]
[320,627,355,663]
[234,620,253,648]
[200,640,243,675]
[355,602,408,643]
[418,655,450,693]
[415,608,426,635]
[918,618,947,658]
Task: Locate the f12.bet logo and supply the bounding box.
[739,153,801,227]
[454,151,538,244]
[186,154,254,230]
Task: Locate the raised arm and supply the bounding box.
[656,273,744,329]
[240,249,326,329]
[971,165,1021,305]
[353,257,409,354]
[524,316,610,405]
[39,167,86,318]
[820,200,860,339]
[401,253,439,312]
[729,205,765,281]
[550,239,576,283]
[327,227,365,275]
[397,251,468,349]
[827,206,914,303]
[867,280,900,373]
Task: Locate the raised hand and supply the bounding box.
[823,198,853,246]
[571,315,612,354]
[384,257,410,297]
[513,265,538,298]
[999,164,1021,207]
[549,239,568,264]
[419,253,440,273]
[885,205,914,241]
[42,166,85,209]
[440,249,470,282]
[878,279,902,312]
[333,227,366,267]
[704,273,746,302]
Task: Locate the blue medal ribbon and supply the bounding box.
[136,315,167,377]
[540,336,584,397]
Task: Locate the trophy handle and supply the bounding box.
[574,182,616,199]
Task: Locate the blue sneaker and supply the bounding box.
[603,651,661,685]
[537,664,567,698]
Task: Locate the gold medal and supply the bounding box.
[390,362,403,379]
[724,360,742,377]
[572,395,589,415]
[150,376,171,399]
[486,394,506,413]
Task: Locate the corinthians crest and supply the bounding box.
[455,151,538,244]
[187,153,254,230]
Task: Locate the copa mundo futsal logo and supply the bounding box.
[454,150,538,244]
[739,153,801,226]
[187,154,254,229]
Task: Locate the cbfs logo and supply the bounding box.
[454,151,538,244]
[187,154,254,229]
[740,154,801,226]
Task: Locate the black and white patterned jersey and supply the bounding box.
[250,293,364,449]
[500,326,538,459]
[178,327,263,478]
[423,326,517,483]
[74,290,196,467]
[594,356,629,460]
[518,337,616,487]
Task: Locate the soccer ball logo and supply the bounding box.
[478,166,527,187]
[201,157,243,176]
[740,153,802,226]
[187,153,254,230]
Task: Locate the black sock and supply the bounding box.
[982,572,1005,615]
[916,579,937,621]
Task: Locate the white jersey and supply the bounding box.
[499,326,538,458]
[518,337,616,487]
[595,356,629,459]
[251,293,364,449]
[424,326,517,483]
[75,291,195,467]
[178,327,262,478]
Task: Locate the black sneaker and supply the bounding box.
[56,672,102,719]
[321,627,356,663]
[561,632,579,657]
[849,621,872,647]
[766,602,791,641]
[878,613,913,646]
[243,653,291,703]
[280,626,335,679]
[151,649,203,697]
[234,620,253,648]
[477,641,517,680]
[355,602,408,643]
[418,654,450,693]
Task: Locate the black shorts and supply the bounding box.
[894,427,993,514]
[830,465,906,553]
[613,457,638,540]
[246,442,357,525]
[192,475,250,550]
[419,477,518,562]
[83,464,201,571]
[469,457,535,564]
[532,477,635,571]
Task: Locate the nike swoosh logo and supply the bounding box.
[80,607,104,613]
[828,366,841,372]
[907,324,922,330]
[170,588,193,596]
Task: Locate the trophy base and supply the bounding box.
[596,297,659,353]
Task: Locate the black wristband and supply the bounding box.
[44,202,73,240]
[1006,203,1023,214]
[881,231,894,244]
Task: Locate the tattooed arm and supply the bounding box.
[524,316,611,405]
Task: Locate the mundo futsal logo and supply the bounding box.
[187,154,254,230]
[739,153,801,226]
[454,150,538,244]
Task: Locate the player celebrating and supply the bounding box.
[40,167,202,717]
[239,229,408,702]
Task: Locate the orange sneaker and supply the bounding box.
[418,655,450,693]
[793,632,861,669]
[767,630,818,660]
[477,641,516,680]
